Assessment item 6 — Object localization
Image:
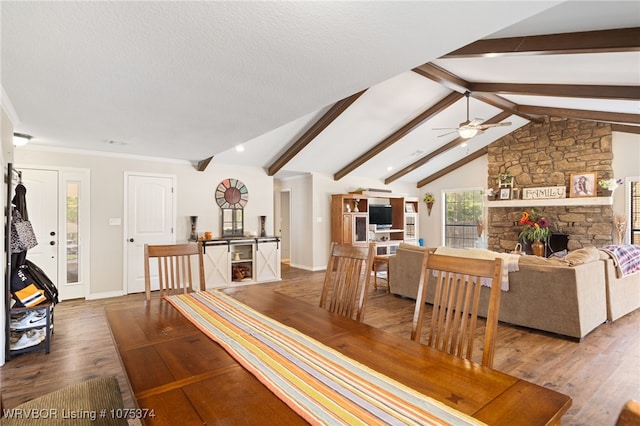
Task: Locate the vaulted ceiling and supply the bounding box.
[2,1,639,187]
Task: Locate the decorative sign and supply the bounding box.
[522,186,566,200]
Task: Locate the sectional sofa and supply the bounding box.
[388,243,617,340]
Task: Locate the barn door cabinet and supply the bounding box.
[202,237,281,288]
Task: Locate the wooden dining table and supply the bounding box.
[105,285,571,425]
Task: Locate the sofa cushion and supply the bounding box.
[564,246,601,266]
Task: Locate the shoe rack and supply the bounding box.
[8,302,53,358]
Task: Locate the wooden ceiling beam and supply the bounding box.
[195,156,213,172]
[412,62,542,123]
[442,27,640,58]
[518,105,640,125]
[333,91,463,181]
[611,124,640,135]
[267,90,366,176]
[412,63,468,93]
[385,111,511,184]
[469,82,640,101]
[417,147,488,188]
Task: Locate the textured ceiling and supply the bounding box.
[2,1,638,185]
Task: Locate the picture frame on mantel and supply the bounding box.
[499,187,512,200]
[570,172,597,198]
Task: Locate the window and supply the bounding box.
[66,182,80,283]
[444,190,483,248]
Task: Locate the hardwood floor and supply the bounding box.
[2,264,638,425]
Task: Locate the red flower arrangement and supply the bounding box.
[518,209,551,242]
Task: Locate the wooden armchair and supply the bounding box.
[319,242,375,322]
[144,242,205,301]
[411,252,503,368]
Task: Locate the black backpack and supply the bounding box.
[21,260,59,304]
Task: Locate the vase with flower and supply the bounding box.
[423,193,435,216]
[518,209,551,256]
[598,178,623,197]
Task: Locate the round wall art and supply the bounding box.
[215,178,248,209]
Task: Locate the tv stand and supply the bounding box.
[330,193,419,250]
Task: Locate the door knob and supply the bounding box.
[129,238,134,243]
[50,241,55,245]
[50,231,56,236]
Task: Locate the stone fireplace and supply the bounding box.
[486,117,614,252]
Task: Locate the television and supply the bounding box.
[369,204,392,229]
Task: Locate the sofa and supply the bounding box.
[388,243,608,340]
[601,254,640,322]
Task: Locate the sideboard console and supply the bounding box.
[202,237,281,288]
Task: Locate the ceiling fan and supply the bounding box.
[433,91,511,139]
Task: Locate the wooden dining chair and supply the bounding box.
[319,242,376,322]
[144,242,205,301]
[411,252,503,368]
[616,400,640,426]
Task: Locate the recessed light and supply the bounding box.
[460,142,468,148]
[387,166,393,171]
[235,145,245,152]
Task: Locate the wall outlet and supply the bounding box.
[109,218,122,226]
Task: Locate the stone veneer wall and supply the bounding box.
[487,117,614,252]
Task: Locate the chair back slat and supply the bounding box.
[411,252,503,368]
[320,242,375,322]
[144,242,205,300]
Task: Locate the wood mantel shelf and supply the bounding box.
[486,197,613,208]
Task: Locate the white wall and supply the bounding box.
[611,132,640,224]
[14,147,274,297]
[274,172,417,271]
[1,106,15,366]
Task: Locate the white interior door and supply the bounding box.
[21,169,59,288]
[125,173,175,294]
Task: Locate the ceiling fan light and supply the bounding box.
[458,127,478,139]
[13,132,33,146]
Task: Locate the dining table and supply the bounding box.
[105,285,571,425]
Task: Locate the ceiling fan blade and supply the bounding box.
[432,127,458,131]
[478,121,512,130]
[438,131,458,137]
[469,118,484,127]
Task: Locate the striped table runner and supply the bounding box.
[165,290,485,426]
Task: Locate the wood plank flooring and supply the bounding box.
[1,264,638,425]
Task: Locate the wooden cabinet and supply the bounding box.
[203,238,281,288]
[255,241,281,282]
[331,192,419,250]
[331,194,369,246]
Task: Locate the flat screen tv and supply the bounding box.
[369,204,392,229]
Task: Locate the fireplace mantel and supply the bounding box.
[486,197,613,208]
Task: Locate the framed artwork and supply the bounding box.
[499,187,511,200]
[570,172,597,198]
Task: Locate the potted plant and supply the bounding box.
[598,178,622,196]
